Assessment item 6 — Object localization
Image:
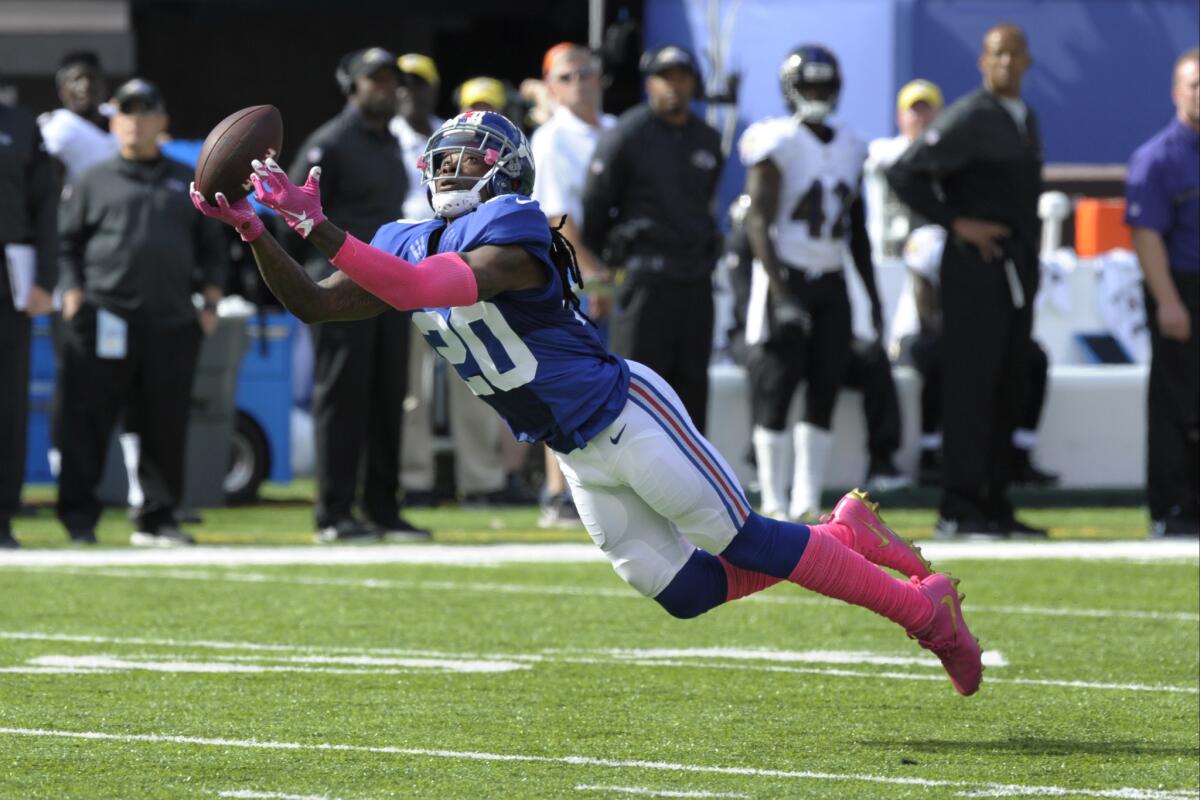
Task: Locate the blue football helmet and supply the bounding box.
[418,110,535,218]
[780,45,841,122]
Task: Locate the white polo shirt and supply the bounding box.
[389,113,443,221]
[530,105,615,224]
[37,107,118,188]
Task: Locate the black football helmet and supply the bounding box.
[780,45,841,122]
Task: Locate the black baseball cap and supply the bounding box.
[345,47,403,81]
[112,78,164,113]
[639,45,699,78]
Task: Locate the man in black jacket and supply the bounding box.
[582,45,724,433]
[56,79,227,546]
[283,48,427,543]
[0,95,57,549]
[887,23,1046,538]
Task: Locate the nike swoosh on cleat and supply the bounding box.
[609,424,627,445]
[861,517,892,547]
[941,594,960,635]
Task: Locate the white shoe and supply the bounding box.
[130,526,195,547]
[789,423,833,521]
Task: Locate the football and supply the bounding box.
[194,104,283,203]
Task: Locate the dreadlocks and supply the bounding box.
[548,215,595,327]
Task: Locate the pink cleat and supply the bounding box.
[909,573,983,696]
[824,489,933,579]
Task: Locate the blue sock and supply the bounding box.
[720,512,810,579]
[654,549,728,619]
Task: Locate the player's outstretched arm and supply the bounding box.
[248,230,389,322]
[190,184,387,323]
[247,158,543,311]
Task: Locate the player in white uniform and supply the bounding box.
[740,45,884,521]
[38,53,118,189]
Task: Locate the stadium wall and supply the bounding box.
[646,0,1199,217]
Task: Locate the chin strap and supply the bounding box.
[330,234,479,310]
[430,162,506,217]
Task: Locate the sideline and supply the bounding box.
[0,539,1196,568]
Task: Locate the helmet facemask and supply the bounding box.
[781,53,842,123]
[419,115,532,218]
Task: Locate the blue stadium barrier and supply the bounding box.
[24,311,294,489]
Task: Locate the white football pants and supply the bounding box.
[555,361,753,598]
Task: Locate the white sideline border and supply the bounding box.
[0,726,1195,800]
[0,539,1196,568]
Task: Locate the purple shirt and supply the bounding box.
[1126,118,1200,272]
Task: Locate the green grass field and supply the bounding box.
[1,487,1197,798]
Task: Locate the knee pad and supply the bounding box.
[653,549,728,619]
[609,538,690,598]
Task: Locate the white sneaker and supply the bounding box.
[130,526,195,547]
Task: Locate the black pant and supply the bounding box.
[747,270,851,431]
[1145,270,1200,522]
[311,310,410,527]
[0,299,31,529]
[939,242,1037,522]
[610,272,714,434]
[843,338,901,462]
[56,304,201,532]
[910,334,1048,437]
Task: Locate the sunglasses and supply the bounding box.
[551,66,599,84]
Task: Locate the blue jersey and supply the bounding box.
[371,194,630,452]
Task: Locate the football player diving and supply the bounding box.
[192,109,983,695]
[739,45,886,522]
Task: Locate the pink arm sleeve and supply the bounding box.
[329,234,480,310]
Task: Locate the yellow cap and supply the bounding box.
[457,77,507,111]
[897,79,943,111]
[397,53,440,88]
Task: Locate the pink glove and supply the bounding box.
[250,157,327,239]
[190,183,264,242]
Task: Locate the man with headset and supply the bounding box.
[582,45,724,433]
[282,47,427,542]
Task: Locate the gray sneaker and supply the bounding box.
[933,516,999,539]
[316,517,380,544]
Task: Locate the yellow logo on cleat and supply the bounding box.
[941,594,960,635]
[862,518,891,547]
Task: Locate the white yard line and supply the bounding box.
[621,659,1198,695]
[0,726,1194,800]
[21,654,526,675]
[219,792,334,800]
[1,630,1194,694]
[0,540,1195,568]
[575,785,748,798]
[14,566,1198,624]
